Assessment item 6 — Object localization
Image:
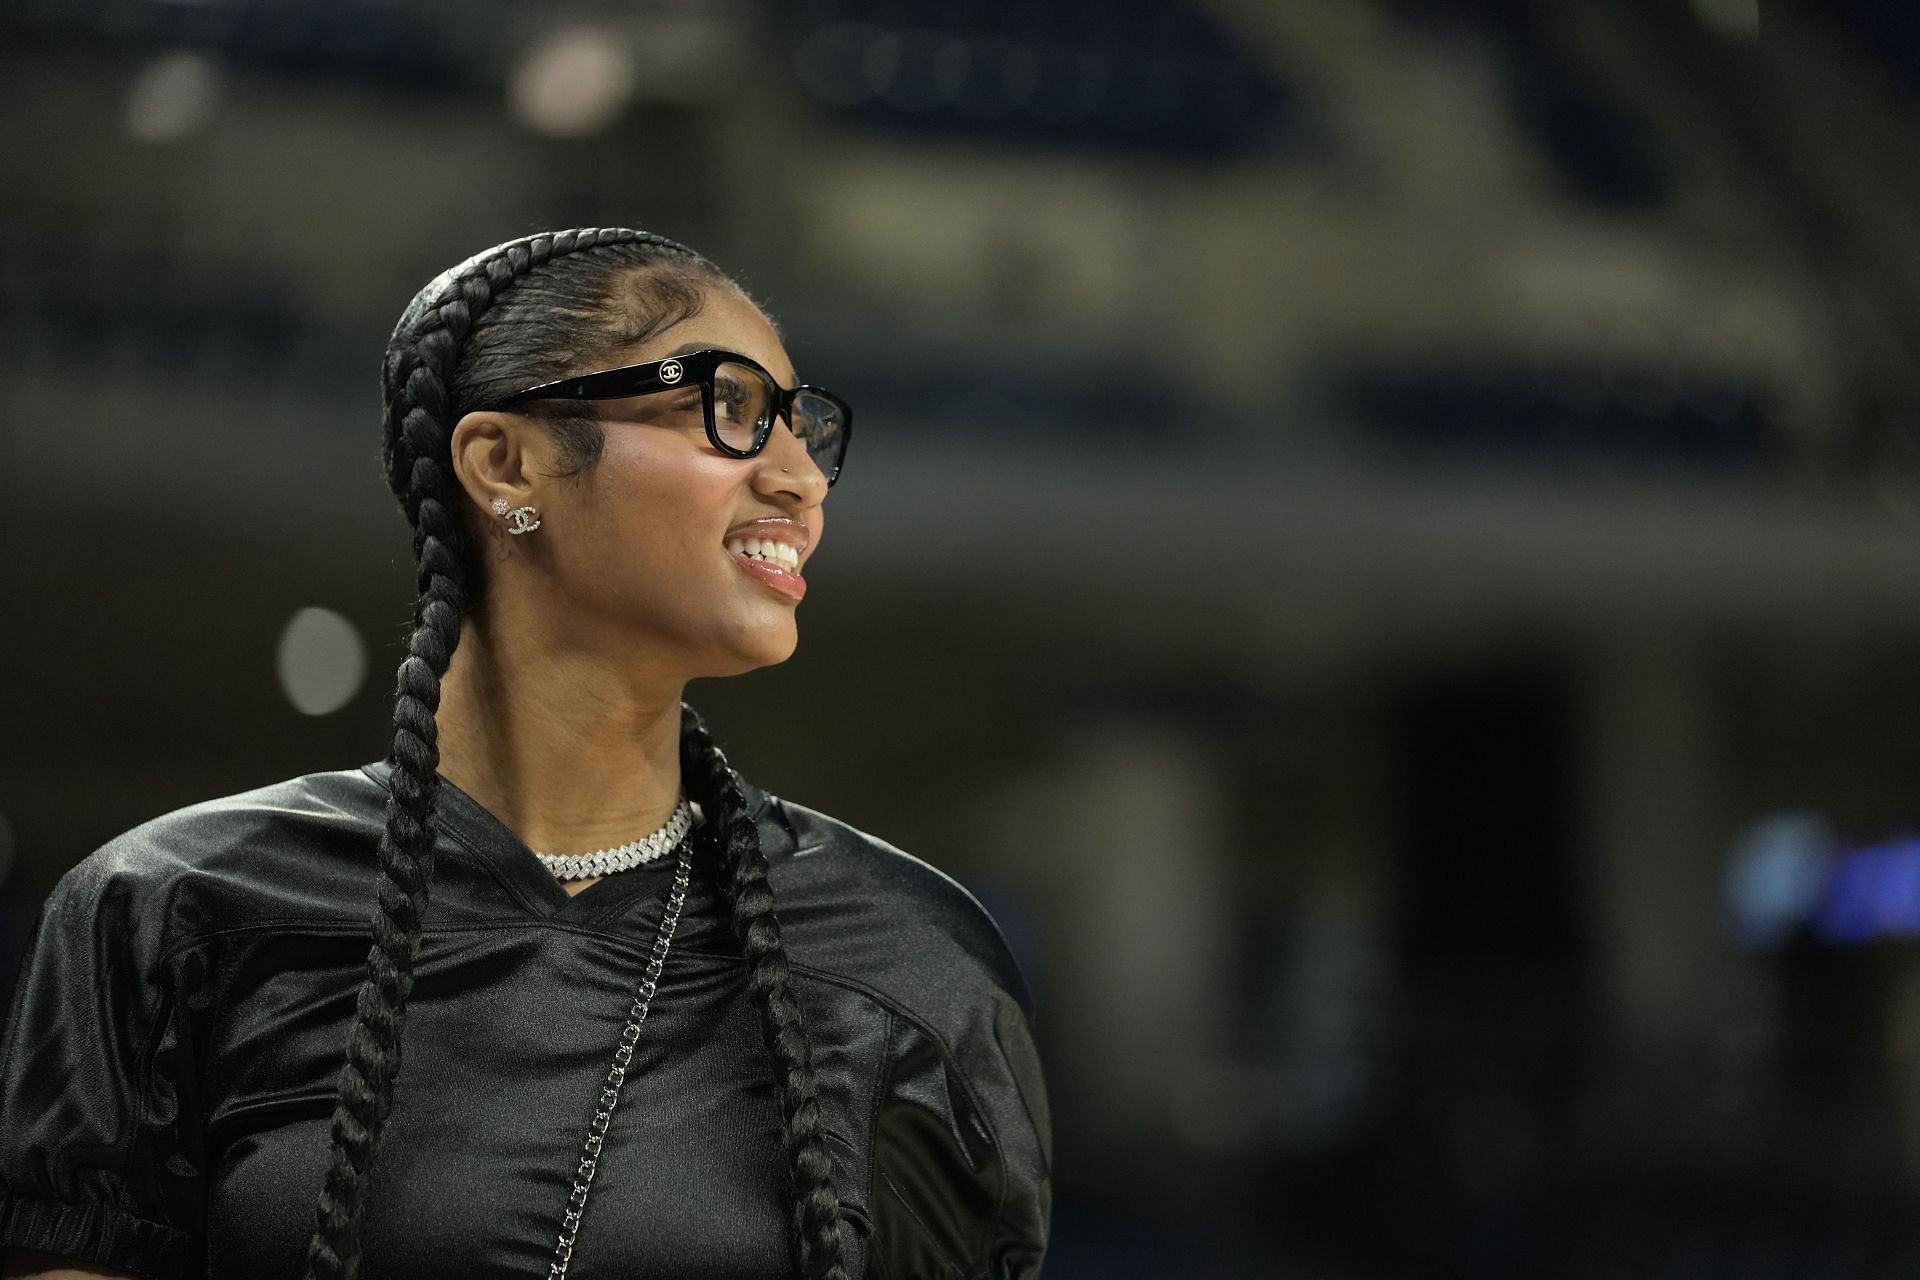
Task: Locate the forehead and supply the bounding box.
[624,288,794,386]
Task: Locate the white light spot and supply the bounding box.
[277,607,368,717]
[1691,0,1760,39]
[126,52,221,144]
[508,26,638,137]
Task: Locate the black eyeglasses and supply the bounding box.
[490,348,852,486]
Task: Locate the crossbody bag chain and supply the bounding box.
[547,840,696,1278]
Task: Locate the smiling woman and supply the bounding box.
[0,229,1050,1280]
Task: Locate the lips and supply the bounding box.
[723,516,809,601]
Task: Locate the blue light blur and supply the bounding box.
[1726,817,1920,948]
[1811,836,1920,945]
[1724,812,1834,948]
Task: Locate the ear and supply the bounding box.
[448,410,542,521]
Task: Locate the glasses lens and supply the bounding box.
[711,360,775,453]
[792,391,849,481]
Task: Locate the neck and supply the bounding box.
[433,615,687,858]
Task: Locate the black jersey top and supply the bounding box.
[0,763,1051,1279]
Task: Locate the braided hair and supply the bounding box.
[302,228,849,1280]
[680,705,849,1276]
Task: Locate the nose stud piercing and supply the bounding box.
[492,497,542,535]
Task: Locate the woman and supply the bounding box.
[0,228,1051,1279]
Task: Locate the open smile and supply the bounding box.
[723,518,809,601]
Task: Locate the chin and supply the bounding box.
[700,623,799,677]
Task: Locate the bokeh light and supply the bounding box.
[275,607,368,717]
[125,51,220,144]
[508,26,636,138]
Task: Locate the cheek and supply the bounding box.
[584,440,736,572]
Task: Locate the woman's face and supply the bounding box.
[494,285,831,680]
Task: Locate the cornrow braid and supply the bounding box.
[680,704,851,1280]
[304,227,684,1280]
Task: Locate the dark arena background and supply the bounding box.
[9,0,1920,1275]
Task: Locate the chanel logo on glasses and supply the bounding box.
[659,359,684,384]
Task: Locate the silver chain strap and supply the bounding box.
[548,841,695,1278]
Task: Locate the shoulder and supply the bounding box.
[42,768,385,951]
[752,790,1035,1025]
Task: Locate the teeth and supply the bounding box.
[727,534,801,572]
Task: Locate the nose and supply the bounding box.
[749,415,829,507]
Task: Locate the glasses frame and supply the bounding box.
[489,348,851,486]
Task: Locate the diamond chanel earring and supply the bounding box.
[491,497,541,535]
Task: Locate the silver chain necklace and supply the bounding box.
[547,838,695,1278]
[532,798,693,880]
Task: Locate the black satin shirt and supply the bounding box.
[0,764,1051,1278]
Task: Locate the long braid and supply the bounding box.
[680,705,851,1280]
[303,228,661,1280]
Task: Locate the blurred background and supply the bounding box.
[7,0,1920,1274]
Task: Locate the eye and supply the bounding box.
[712,379,752,421]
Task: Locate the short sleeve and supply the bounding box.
[0,856,206,1279]
[869,994,1052,1280]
